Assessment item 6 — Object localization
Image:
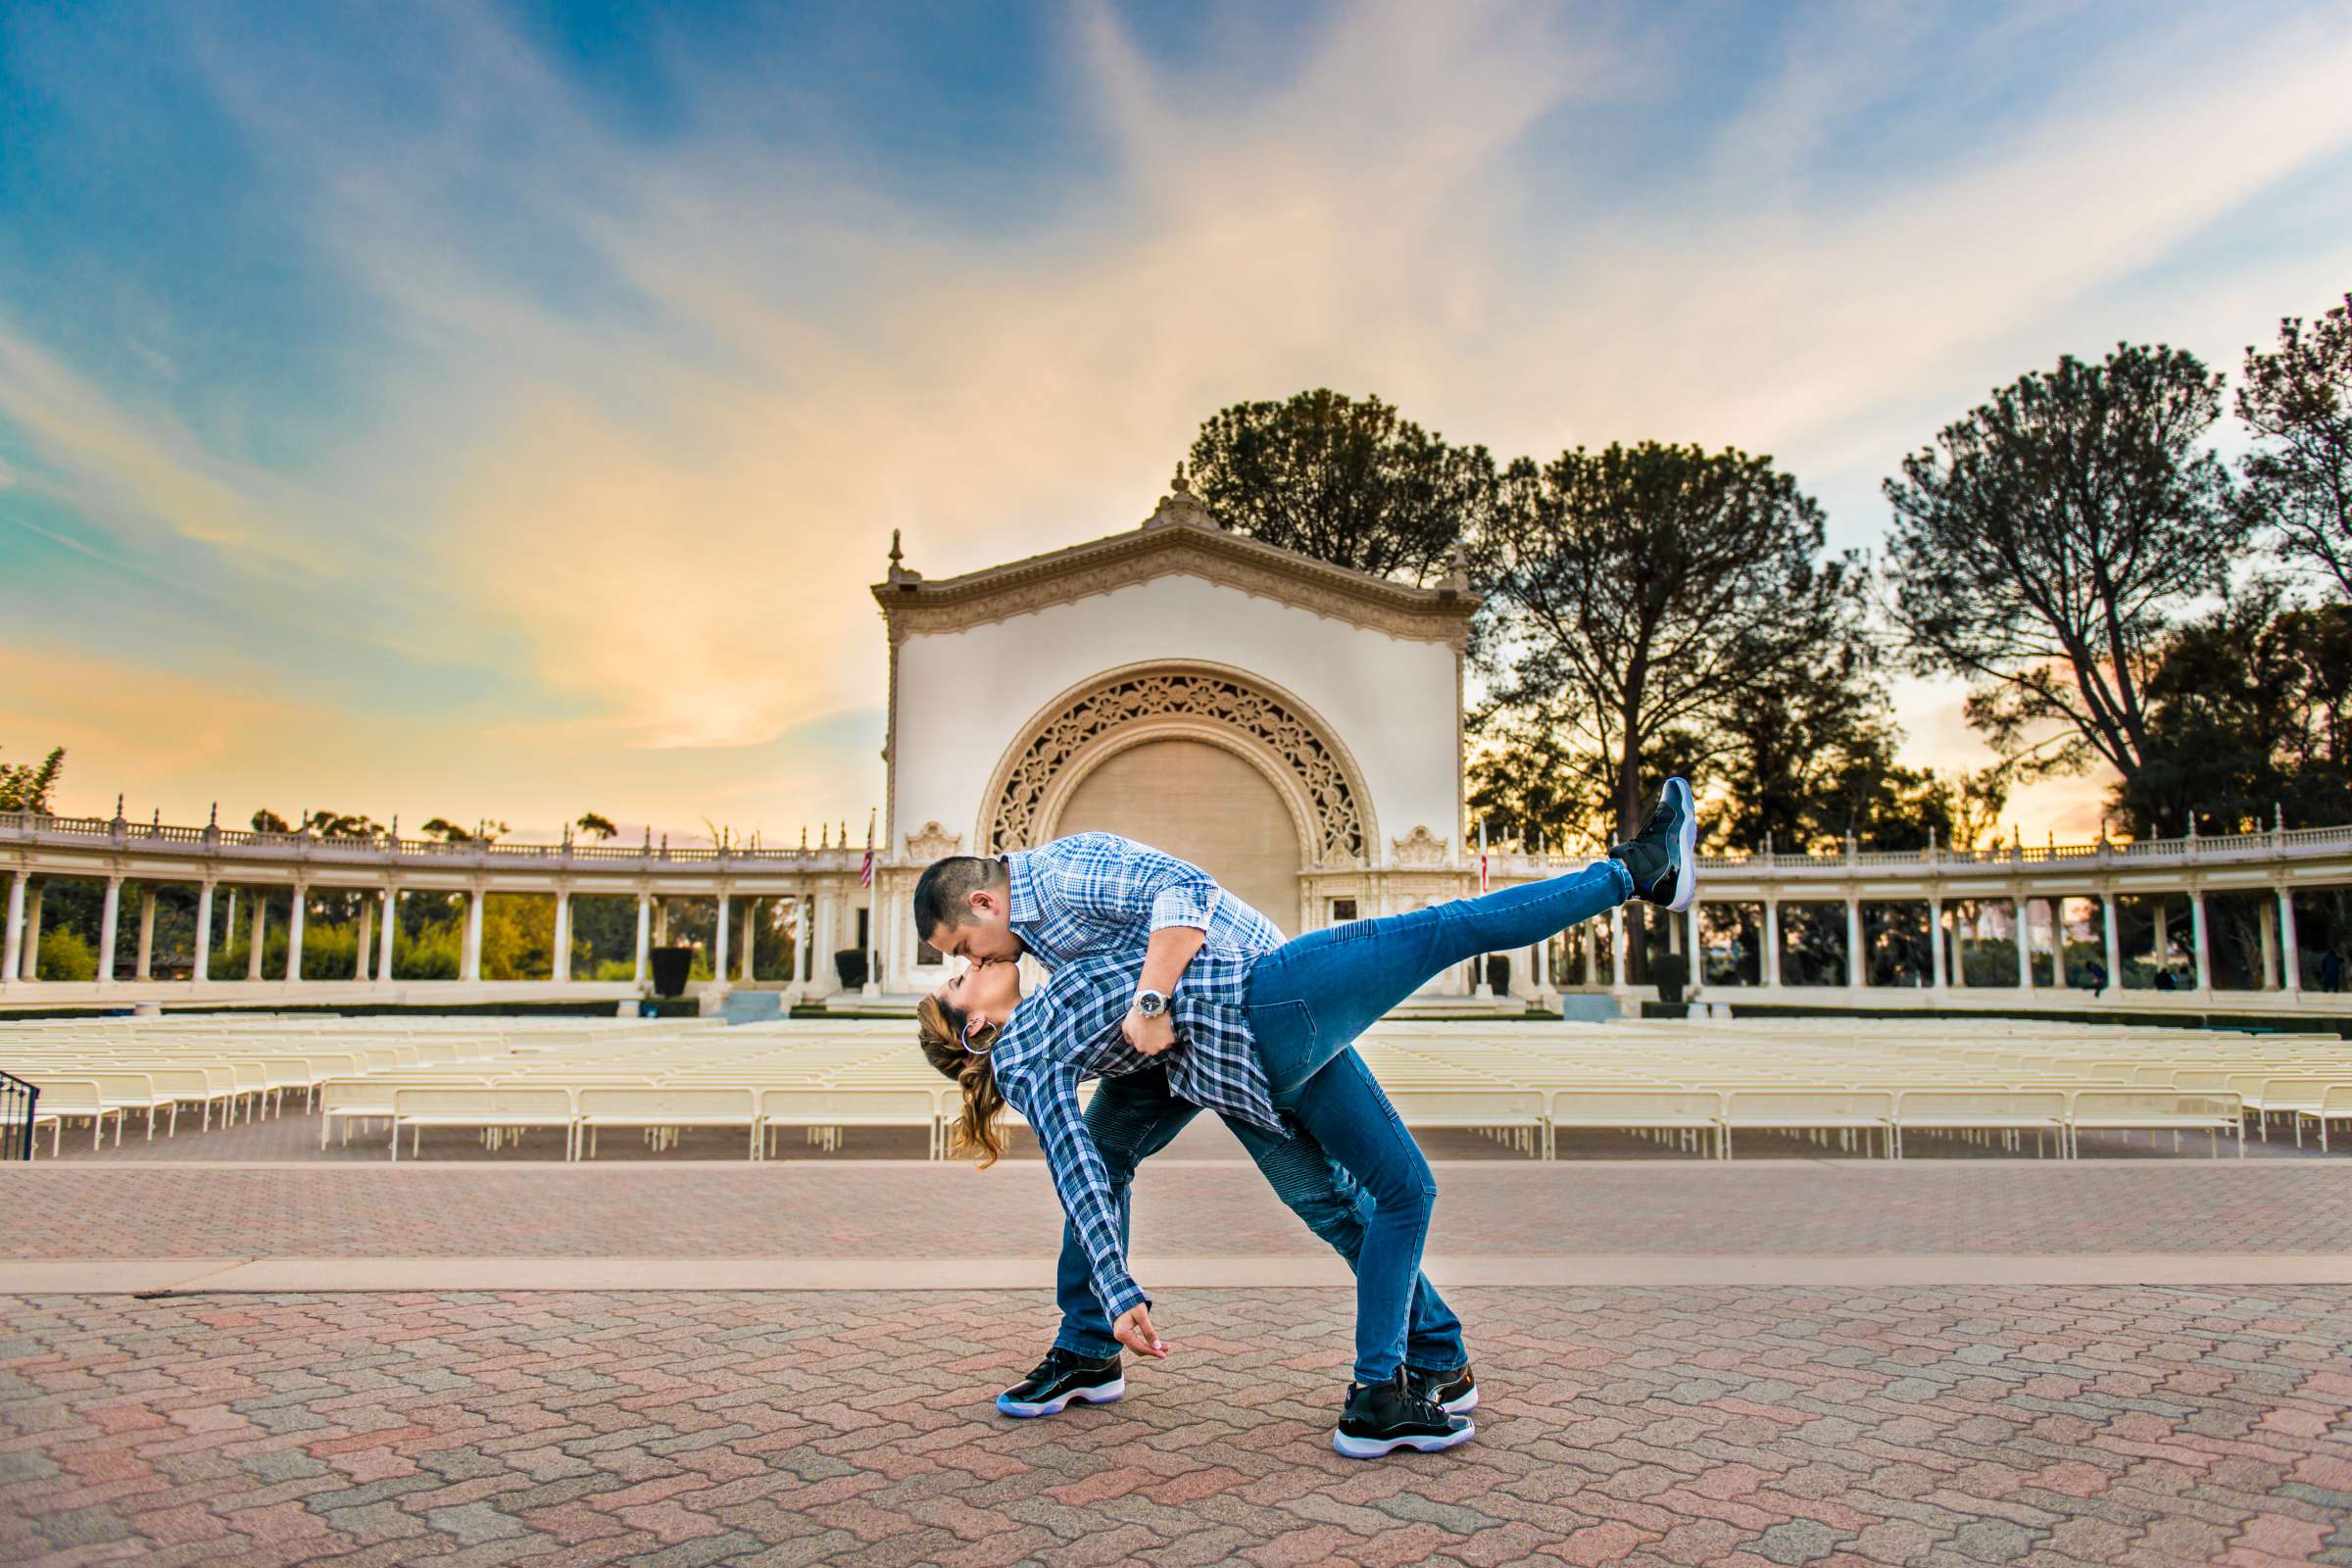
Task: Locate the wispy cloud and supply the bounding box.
[2,0,2347,837]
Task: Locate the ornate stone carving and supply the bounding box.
[988,670,1366,867]
[1392,825,1448,867]
[874,525,1474,650]
[904,821,961,862]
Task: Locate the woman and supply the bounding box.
[918,778,1694,1457]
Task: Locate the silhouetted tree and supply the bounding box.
[1186,389,1502,586]
[1884,344,2242,826]
[2237,290,2352,597]
[0,743,65,812]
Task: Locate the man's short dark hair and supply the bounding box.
[912,856,1004,937]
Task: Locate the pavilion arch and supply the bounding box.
[978,662,1375,872]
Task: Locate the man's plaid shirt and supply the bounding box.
[989,833,1287,1320]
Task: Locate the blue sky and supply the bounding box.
[4,0,2349,844]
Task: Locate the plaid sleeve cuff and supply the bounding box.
[1099,1277,1149,1320]
[1149,884,1219,933]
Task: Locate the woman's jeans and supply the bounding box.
[1243,858,1633,1384]
[1052,1067,1466,1372]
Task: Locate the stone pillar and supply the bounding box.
[2189,890,2211,992]
[21,881,44,979]
[284,885,306,983]
[0,870,23,983]
[1928,896,1946,990]
[815,895,837,990]
[355,897,373,980]
[462,888,484,982]
[713,891,732,987]
[1608,904,1626,989]
[740,899,758,983]
[246,891,267,981]
[2279,887,2301,994]
[633,892,651,986]
[135,887,157,980]
[1582,926,1598,986]
[2259,901,2280,990]
[1844,898,1864,988]
[654,897,669,947]
[98,876,122,984]
[552,889,572,983]
[377,888,398,982]
[1762,900,1781,987]
[192,882,214,983]
[2016,898,2034,990]
[1687,903,1703,992]
[1950,905,1969,989]
[2101,893,2121,993]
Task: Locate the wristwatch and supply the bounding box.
[1134,989,1170,1019]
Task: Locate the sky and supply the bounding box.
[3,0,2349,849]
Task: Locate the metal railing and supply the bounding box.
[1,1070,36,1161]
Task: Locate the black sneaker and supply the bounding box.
[995,1348,1124,1418]
[1406,1362,1478,1414]
[1609,776,1696,912]
[1332,1369,1475,1458]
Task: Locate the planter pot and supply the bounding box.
[648,946,695,999]
[834,949,868,991]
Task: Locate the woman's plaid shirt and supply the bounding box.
[989,833,1288,1319]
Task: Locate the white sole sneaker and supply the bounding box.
[1331,1419,1476,1459]
[995,1378,1124,1419]
[1439,1385,1479,1414]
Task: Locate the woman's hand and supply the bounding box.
[1112,1303,1168,1359]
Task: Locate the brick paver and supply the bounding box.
[7,1161,2351,1262]
[3,1284,2347,1567]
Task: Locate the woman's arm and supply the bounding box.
[1004,1057,1151,1324]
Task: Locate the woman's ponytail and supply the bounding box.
[916,993,1007,1166]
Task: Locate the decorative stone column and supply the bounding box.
[462,887,484,982]
[2279,887,2302,994]
[633,892,651,987]
[355,897,373,980]
[2259,902,2280,990]
[2189,890,2212,992]
[1608,904,1626,990]
[135,887,157,980]
[1844,898,1864,988]
[1928,896,1946,990]
[713,891,732,988]
[551,889,572,983]
[2015,897,2034,990]
[377,887,398,982]
[815,895,836,990]
[740,900,758,983]
[1687,903,1704,994]
[284,884,306,983]
[2101,893,2122,993]
[21,881,44,980]
[3,869,28,983]
[192,882,214,983]
[246,891,267,981]
[1762,899,1781,987]
[98,876,122,984]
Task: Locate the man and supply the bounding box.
[913,833,1476,1420]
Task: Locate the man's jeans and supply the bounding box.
[1054,1065,1467,1373]
[1244,859,1633,1383]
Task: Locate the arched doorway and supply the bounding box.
[1054,738,1303,937]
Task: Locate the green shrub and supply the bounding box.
[35,927,97,982]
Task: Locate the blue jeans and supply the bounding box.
[1243,859,1633,1383]
[1054,1064,1467,1372]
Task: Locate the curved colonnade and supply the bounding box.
[4,809,2351,1016]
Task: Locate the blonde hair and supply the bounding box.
[916,993,1007,1166]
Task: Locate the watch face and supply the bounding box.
[1138,991,1167,1016]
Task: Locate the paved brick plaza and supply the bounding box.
[5,1284,2350,1567]
[5,1157,2351,1565]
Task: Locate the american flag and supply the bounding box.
[859,814,875,890]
